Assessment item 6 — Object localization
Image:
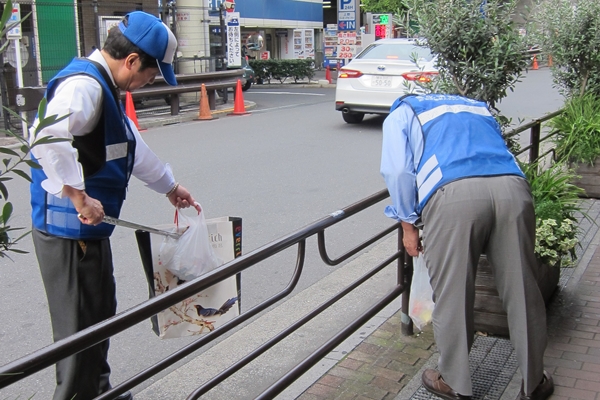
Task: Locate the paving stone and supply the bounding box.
[307,383,341,398]
[358,365,404,382]
[348,351,378,364]
[329,366,374,384]
[339,358,364,371]
[370,376,404,394]
[553,385,596,399]
[318,374,345,388]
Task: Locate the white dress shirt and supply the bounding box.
[29,50,175,198]
[380,103,425,224]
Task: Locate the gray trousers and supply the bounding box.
[33,229,116,400]
[421,176,547,396]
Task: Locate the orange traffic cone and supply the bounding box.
[195,83,215,121]
[548,54,553,67]
[325,65,332,84]
[532,55,539,70]
[230,79,249,116]
[125,91,145,131]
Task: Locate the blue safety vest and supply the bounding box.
[393,94,524,213]
[30,58,136,239]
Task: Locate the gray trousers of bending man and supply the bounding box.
[421,175,547,396]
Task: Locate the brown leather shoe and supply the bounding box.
[421,369,472,400]
[519,371,554,400]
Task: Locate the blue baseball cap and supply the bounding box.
[119,11,178,86]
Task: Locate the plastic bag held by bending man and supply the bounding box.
[409,256,435,331]
[158,206,223,281]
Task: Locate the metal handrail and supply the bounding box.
[0,189,401,399]
[186,249,404,399]
[0,110,566,398]
[506,108,564,162]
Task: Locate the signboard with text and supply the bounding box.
[226,12,241,67]
[7,4,22,39]
[337,0,356,31]
[337,32,357,59]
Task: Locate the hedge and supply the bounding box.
[248,59,315,84]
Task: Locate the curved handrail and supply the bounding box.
[186,249,403,399]
[0,108,567,399]
[0,187,398,398]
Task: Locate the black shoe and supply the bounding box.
[114,391,133,400]
[519,371,554,400]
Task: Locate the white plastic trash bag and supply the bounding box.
[408,256,435,331]
[158,205,223,281]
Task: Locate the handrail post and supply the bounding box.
[529,122,541,163]
[399,227,413,336]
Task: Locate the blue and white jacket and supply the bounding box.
[381,94,524,223]
[30,58,136,239]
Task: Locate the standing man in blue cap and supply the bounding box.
[29,11,200,400]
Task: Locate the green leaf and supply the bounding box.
[12,169,31,182]
[7,248,29,254]
[0,147,19,157]
[2,202,13,226]
[0,0,14,32]
[0,181,8,200]
[36,97,48,121]
[23,159,43,170]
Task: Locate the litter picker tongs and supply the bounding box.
[103,216,185,238]
[78,214,184,239]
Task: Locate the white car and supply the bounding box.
[335,38,438,124]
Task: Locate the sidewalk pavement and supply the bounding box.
[296,199,600,400]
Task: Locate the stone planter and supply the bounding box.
[572,159,600,198]
[473,256,560,336]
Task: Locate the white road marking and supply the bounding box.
[249,91,326,96]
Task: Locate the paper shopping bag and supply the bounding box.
[136,216,242,339]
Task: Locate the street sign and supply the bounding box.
[337,0,356,32]
[226,12,241,67]
[7,4,22,40]
[339,11,355,21]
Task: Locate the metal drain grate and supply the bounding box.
[408,336,518,400]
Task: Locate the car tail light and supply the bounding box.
[338,69,363,79]
[401,71,438,83]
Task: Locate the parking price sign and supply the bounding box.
[337,0,356,31]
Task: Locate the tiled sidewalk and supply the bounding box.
[544,246,600,399]
[298,199,600,400]
[298,316,436,400]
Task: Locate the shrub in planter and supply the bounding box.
[522,160,585,266]
[550,94,600,166]
[548,94,600,197]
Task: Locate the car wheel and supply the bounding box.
[342,112,365,124]
[242,80,252,91]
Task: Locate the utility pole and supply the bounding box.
[218,3,226,71]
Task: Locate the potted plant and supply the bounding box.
[548,94,600,197]
[473,160,584,335]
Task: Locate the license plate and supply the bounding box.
[371,76,392,87]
